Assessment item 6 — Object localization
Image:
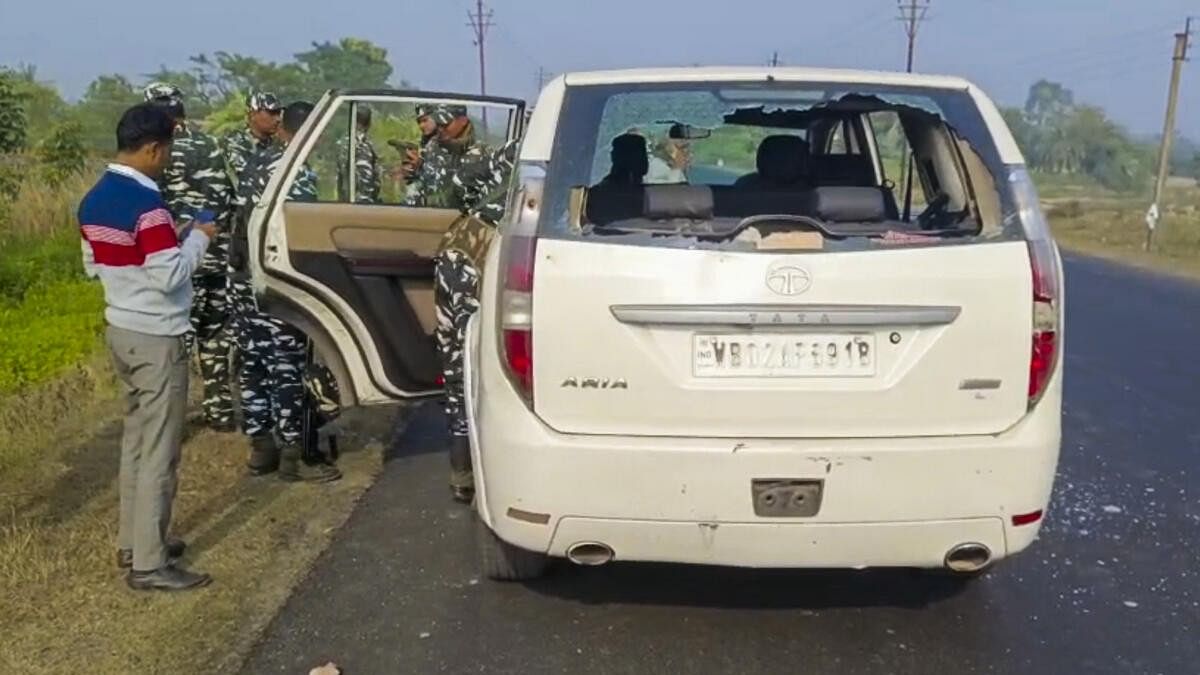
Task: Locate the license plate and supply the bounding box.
[693,333,876,378]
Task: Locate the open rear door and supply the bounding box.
[249,89,525,406]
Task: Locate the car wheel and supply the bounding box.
[476,520,549,582]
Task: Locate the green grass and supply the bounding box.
[0,170,106,396]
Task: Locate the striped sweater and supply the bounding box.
[77,164,211,336]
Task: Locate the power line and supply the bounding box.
[897,0,931,73]
[467,0,494,130]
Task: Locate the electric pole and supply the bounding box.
[536,66,549,93]
[1147,17,1192,251]
[770,51,780,67]
[467,0,494,132]
[896,0,930,221]
[898,0,930,73]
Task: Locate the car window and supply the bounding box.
[302,99,516,206]
[541,81,1019,251]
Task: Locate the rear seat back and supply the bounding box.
[585,184,894,225]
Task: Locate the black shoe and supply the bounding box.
[247,435,281,475]
[116,538,186,569]
[278,444,342,483]
[126,564,212,592]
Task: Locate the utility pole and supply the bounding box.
[896,0,930,222]
[536,66,549,93]
[770,51,780,67]
[467,0,494,132]
[1147,17,1192,251]
[898,0,930,73]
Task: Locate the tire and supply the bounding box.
[476,520,549,582]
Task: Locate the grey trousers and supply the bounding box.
[107,325,189,571]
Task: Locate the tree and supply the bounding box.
[76,74,142,152]
[36,120,87,186]
[1024,79,1074,127]
[0,69,28,154]
[6,65,69,146]
[297,38,394,92]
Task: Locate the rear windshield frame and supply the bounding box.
[537,80,1022,251]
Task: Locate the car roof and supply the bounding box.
[562,66,973,91]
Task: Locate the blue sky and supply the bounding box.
[2,0,1198,137]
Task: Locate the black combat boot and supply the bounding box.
[449,435,474,503]
[247,435,280,476]
[278,443,342,483]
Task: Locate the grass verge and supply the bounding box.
[0,378,399,674]
[1047,189,1200,281]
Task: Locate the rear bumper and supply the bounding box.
[466,319,1063,570]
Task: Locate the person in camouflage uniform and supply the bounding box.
[337,105,381,203]
[222,92,281,191]
[228,100,340,483]
[435,128,518,502]
[403,104,475,209]
[144,83,236,431]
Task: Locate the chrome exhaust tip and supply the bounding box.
[566,542,614,566]
[944,542,992,573]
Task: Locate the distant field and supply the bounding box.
[1045,181,1200,280]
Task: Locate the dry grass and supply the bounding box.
[0,371,398,674]
[1047,185,1200,281]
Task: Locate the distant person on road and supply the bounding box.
[78,103,216,592]
[228,100,341,483]
[144,82,237,433]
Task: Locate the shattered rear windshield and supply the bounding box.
[539,81,1021,252]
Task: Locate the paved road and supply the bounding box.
[244,254,1200,674]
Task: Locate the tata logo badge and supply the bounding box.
[765,263,812,296]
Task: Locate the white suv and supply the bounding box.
[251,68,1063,582]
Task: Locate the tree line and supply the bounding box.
[1,47,1196,196]
[1001,79,1198,193]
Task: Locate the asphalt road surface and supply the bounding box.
[244,253,1200,675]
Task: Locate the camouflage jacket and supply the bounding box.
[438,140,517,268]
[404,134,476,210]
[222,128,275,195]
[160,122,234,275]
[337,132,381,204]
[229,144,318,276]
[242,144,318,206]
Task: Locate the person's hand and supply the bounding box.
[194,220,218,240]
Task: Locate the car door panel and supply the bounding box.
[251,90,525,404]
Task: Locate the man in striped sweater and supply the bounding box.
[78,104,217,592]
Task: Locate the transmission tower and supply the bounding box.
[467,0,495,131]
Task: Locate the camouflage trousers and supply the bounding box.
[189,272,234,426]
[228,277,306,446]
[434,250,481,439]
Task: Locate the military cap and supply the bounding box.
[432,104,469,127]
[415,104,434,119]
[246,91,282,112]
[143,82,183,103]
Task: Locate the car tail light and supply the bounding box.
[497,161,545,404]
[1009,167,1062,407]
